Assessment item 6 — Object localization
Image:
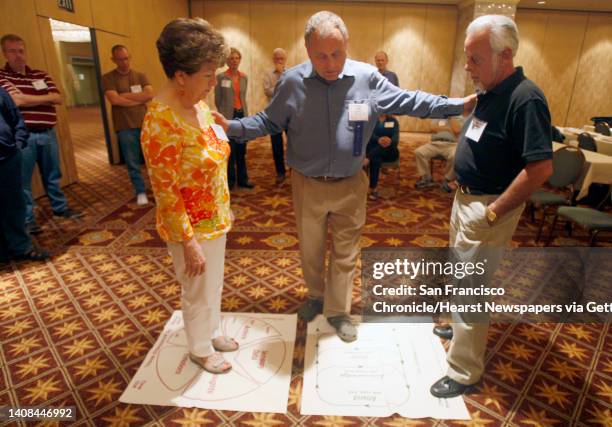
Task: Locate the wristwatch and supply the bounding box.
[485,206,498,225]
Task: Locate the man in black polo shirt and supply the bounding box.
[430,15,553,398]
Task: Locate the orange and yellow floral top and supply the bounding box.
[140,100,231,242]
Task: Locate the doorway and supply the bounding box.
[49,19,110,176]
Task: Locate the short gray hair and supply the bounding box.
[466,15,519,57]
[272,48,286,57]
[304,11,348,44]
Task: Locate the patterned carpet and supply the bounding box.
[0,106,610,426]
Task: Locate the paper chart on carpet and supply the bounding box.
[120,311,297,413]
[301,315,470,419]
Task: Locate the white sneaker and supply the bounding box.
[136,193,148,206]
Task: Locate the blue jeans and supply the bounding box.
[0,151,32,257]
[117,128,146,195]
[21,128,68,223]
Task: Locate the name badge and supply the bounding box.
[384,121,395,128]
[211,124,229,141]
[465,117,487,142]
[348,103,368,122]
[221,80,232,88]
[32,79,48,90]
[438,119,447,127]
[130,84,142,93]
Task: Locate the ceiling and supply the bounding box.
[517,0,612,12]
[325,0,612,13]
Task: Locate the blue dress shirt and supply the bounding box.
[0,87,28,162]
[227,59,463,177]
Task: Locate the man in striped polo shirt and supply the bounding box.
[0,34,82,234]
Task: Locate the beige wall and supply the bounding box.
[515,8,612,127]
[193,0,458,132]
[193,1,612,132]
[449,3,474,98]
[0,0,188,196]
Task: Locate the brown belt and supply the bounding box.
[309,175,348,183]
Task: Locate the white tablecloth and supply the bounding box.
[557,127,612,156]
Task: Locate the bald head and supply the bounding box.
[374,51,388,73]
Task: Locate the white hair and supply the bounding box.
[304,11,348,44]
[466,15,519,57]
[272,47,286,57]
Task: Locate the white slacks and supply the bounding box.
[167,234,227,358]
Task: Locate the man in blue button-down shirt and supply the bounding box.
[214,11,475,342]
[0,87,49,262]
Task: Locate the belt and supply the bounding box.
[310,175,348,183]
[458,184,486,195]
[28,128,52,134]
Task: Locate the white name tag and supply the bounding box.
[32,79,48,90]
[465,117,487,142]
[221,80,232,88]
[384,121,395,128]
[348,103,368,122]
[211,124,229,141]
[130,84,142,93]
[438,120,447,127]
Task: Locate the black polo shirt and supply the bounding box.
[454,67,552,194]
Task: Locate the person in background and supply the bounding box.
[102,45,154,206]
[215,47,254,189]
[142,18,237,374]
[363,114,399,200]
[374,51,399,87]
[0,87,49,262]
[0,33,82,235]
[263,47,288,184]
[414,116,464,192]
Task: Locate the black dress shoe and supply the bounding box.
[53,208,84,220]
[26,221,42,235]
[430,376,474,398]
[433,325,453,340]
[12,248,50,262]
[238,182,255,189]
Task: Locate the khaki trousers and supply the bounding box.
[167,234,227,358]
[291,170,369,317]
[415,140,457,181]
[446,191,524,384]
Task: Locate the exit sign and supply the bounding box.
[58,0,75,12]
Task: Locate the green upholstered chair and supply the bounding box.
[595,121,611,136]
[578,132,597,152]
[546,203,612,246]
[529,146,585,242]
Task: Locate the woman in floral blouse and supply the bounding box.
[141,18,237,374]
